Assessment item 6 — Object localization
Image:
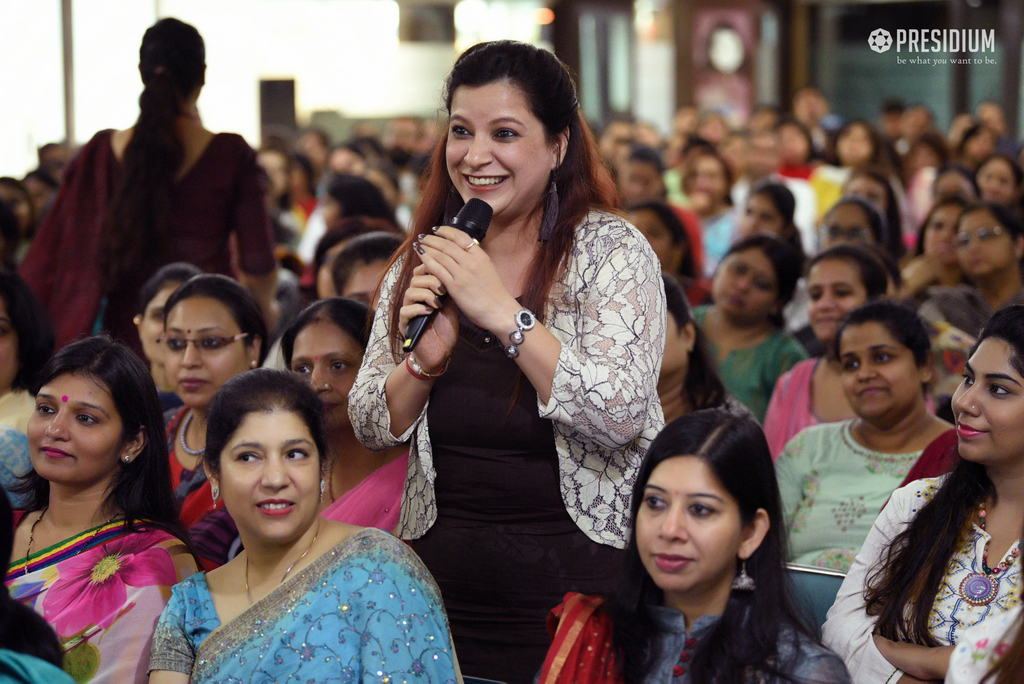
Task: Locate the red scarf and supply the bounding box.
[538,593,623,684]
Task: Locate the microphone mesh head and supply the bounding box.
[452,198,493,240]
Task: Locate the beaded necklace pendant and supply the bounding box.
[959,505,1022,607]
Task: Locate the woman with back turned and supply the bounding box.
[19,18,276,353]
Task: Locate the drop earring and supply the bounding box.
[731,560,756,591]
[320,479,326,503]
[538,173,559,242]
[212,484,219,510]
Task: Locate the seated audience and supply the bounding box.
[843,166,906,259]
[538,409,851,683]
[764,245,889,457]
[823,305,1024,681]
[328,231,403,306]
[659,274,736,423]
[6,337,198,683]
[0,269,53,507]
[0,489,74,684]
[281,298,407,529]
[695,235,807,422]
[133,263,203,410]
[148,370,459,683]
[629,202,710,305]
[920,202,1024,338]
[974,152,1023,208]
[682,147,736,277]
[777,301,950,571]
[818,195,887,252]
[899,197,966,302]
[160,275,266,567]
[736,179,805,260]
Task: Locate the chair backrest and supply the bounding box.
[463,678,507,684]
[786,563,846,638]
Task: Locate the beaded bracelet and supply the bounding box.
[405,353,450,380]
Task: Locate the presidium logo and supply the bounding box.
[868,28,996,57]
[868,29,892,53]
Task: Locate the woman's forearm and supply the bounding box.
[384,358,435,437]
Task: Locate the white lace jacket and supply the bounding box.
[347,210,666,548]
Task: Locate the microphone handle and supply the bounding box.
[401,292,450,354]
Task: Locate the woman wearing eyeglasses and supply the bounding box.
[919,202,1024,338]
[161,274,267,568]
[818,195,887,252]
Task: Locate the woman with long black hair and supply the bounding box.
[19,18,276,354]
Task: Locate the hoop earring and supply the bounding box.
[731,560,756,592]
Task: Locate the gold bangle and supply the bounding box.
[406,353,449,380]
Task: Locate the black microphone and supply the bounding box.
[402,198,493,354]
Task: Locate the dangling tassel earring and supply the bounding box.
[538,175,559,242]
[443,191,462,226]
[731,559,756,591]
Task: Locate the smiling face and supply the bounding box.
[28,373,143,497]
[289,320,363,431]
[212,408,322,548]
[635,455,764,620]
[711,248,780,325]
[446,81,563,233]
[0,295,18,396]
[838,321,931,427]
[806,259,869,345]
[977,157,1020,206]
[163,296,260,412]
[952,338,1024,472]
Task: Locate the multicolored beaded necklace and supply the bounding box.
[958,504,1022,607]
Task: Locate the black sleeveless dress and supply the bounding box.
[410,312,623,683]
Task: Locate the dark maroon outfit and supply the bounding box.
[410,312,623,684]
[19,129,274,353]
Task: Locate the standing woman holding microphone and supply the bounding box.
[349,40,666,683]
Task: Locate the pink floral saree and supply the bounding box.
[5,519,198,683]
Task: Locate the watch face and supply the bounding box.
[516,309,536,330]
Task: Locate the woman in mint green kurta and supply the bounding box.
[776,300,951,572]
[694,235,808,422]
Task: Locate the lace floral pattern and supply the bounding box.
[348,211,666,547]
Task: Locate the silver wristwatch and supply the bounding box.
[504,308,536,358]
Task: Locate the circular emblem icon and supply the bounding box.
[868,28,893,53]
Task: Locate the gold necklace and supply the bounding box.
[244,518,322,605]
[22,507,48,572]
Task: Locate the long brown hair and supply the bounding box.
[864,306,1024,644]
[383,40,618,357]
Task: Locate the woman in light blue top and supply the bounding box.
[148,370,458,683]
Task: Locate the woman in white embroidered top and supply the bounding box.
[347,40,665,682]
[822,305,1024,683]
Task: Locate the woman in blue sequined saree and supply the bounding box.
[148,370,460,683]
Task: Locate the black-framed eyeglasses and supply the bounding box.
[160,332,250,354]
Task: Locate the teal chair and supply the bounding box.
[786,563,846,638]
